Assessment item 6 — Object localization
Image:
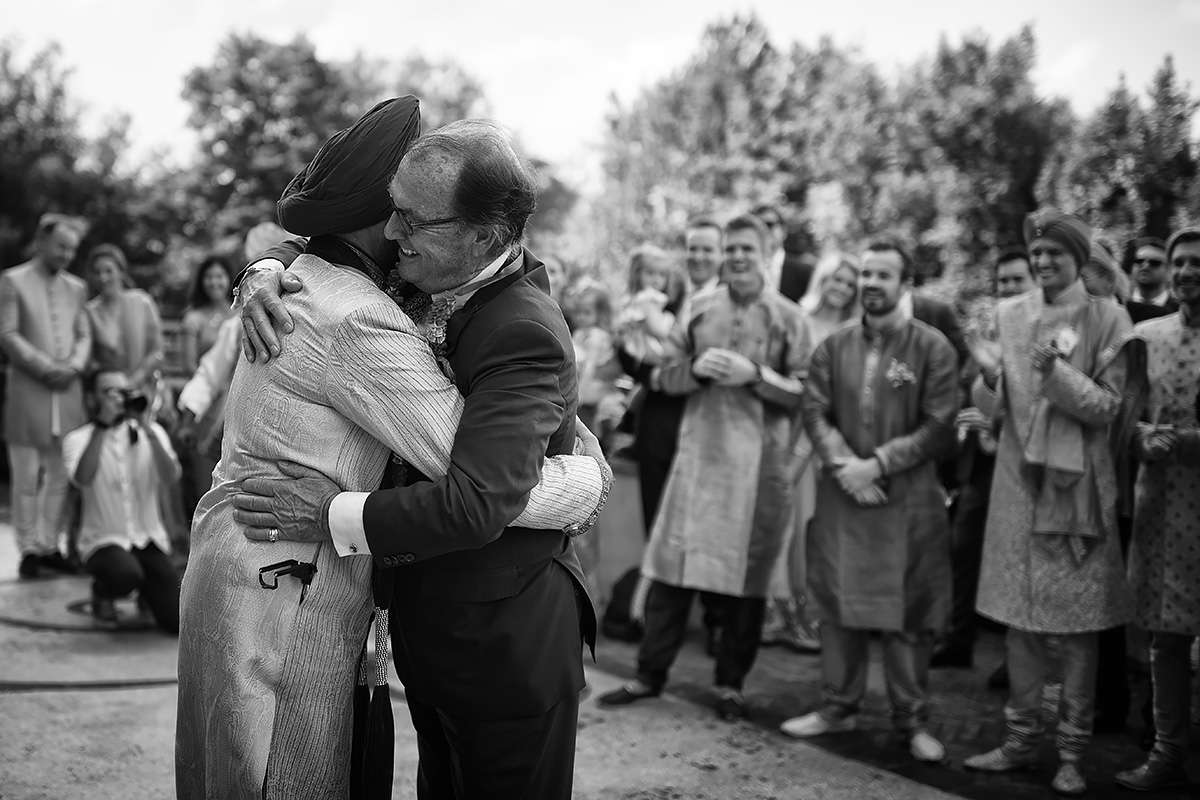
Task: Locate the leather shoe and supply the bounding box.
[18,553,40,579]
[92,595,119,627]
[1052,761,1087,796]
[597,683,660,707]
[1114,758,1189,791]
[40,551,77,574]
[780,711,858,738]
[716,691,746,721]
[909,729,946,762]
[930,646,973,668]
[964,746,1039,773]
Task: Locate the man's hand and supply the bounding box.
[233,460,338,543]
[176,409,198,448]
[1031,343,1059,376]
[956,408,992,433]
[43,364,76,390]
[694,348,759,386]
[240,265,303,363]
[834,456,883,495]
[849,484,889,508]
[966,334,1002,376]
[1138,423,1178,463]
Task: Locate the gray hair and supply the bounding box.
[404,119,538,255]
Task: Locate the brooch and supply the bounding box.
[1053,326,1079,357]
[886,358,916,389]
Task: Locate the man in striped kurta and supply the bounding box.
[598,214,810,721]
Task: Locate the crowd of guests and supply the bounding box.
[2,200,1197,795]
[0,212,280,633]
[580,208,1198,796]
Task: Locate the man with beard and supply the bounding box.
[781,240,958,765]
[0,213,92,579]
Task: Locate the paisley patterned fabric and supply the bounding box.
[1129,312,1200,636]
[973,282,1135,633]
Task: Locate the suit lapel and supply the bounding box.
[443,249,548,357]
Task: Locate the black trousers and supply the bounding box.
[1094,515,1134,720]
[406,691,580,800]
[945,480,990,652]
[85,542,180,634]
[637,580,766,691]
[633,394,722,633]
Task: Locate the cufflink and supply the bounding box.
[349,544,358,553]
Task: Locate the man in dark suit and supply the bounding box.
[752,203,814,302]
[234,121,604,799]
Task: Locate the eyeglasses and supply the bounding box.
[1133,258,1166,267]
[390,206,461,236]
[1172,256,1200,268]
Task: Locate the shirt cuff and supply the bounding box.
[329,492,371,557]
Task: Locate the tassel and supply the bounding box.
[360,607,394,799]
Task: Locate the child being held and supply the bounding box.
[616,245,684,365]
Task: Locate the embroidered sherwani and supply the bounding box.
[175,253,604,800]
[1129,311,1200,637]
[973,281,1135,633]
[802,316,959,631]
[643,285,810,597]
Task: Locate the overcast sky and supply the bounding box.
[6,0,1199,190]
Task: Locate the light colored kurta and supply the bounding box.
[802,317,959,631]
[175,255,605,800]
[1129,312,1200,636]
[642,285,810,598]
[974,281,1135,633]
[0,262,91,445]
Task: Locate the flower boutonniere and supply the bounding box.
[1053,326,1080,358]
[886,358,916,389]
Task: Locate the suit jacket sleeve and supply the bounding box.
[359,316,576,565]
[801,337,856,464]
[67,289,92,373]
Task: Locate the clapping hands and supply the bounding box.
[692,348,759,387]
[1137,422,1179,463]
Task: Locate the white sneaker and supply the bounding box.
[780,711,858,738]
[909,729,946,762]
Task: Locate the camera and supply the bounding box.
[120,389,149,416]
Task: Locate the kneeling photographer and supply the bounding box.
[62,368,182,632]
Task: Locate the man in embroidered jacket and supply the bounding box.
[782,240,958,764]
[598,214,810,720]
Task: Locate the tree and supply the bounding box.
[182,33,380,240]
[1138,56,1197,237]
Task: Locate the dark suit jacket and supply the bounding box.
[911,294,968,371]
[1124,297,1177,324]
[361,249,596,721]
[778,252,816,303]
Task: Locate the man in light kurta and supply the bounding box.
[781,240,958,764]
[597,214,810,721]
[1115,228,1200,793]
[963,209,1140,798]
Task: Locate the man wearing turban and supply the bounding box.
[228,116,606,799]
[175,99,608,799]
[962,209,1143,796]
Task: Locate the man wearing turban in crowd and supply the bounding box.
[175,98,608,799]
[963,209,1144,797]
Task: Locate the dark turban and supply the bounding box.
[1023,208,1091,268]
[277,96,421,237]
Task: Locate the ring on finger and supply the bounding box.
[268,528,279,543]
